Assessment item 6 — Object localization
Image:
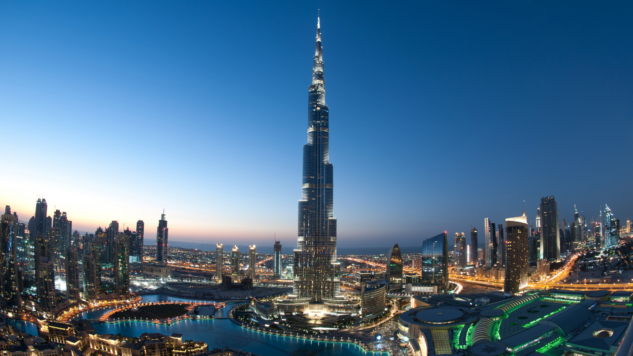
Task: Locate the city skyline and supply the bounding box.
[1,1,632,248]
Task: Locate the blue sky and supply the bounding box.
[1,1,631,249]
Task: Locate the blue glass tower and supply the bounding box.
[293,16,340,302]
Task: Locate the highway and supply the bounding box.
[342,253,633,291]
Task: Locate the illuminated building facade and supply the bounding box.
[293,15,341,302]
[504,212,528,295]
[604,205,617,248]
[1,206,19,304]
[156,212,168,263]
[361,280,387,320]
[455,233,467,268]
[385,244,403,292]
[114,234,129,296]
[498,224,505,266]
[231,245,240,274]
[470,228,478,265]
[65,246,80,302]
[215,243,223,281]
[539,196,559,261]
[107,220,119,264]
[83,254,99,302]
[249,245,257,281]
[273,241,282,279]
[421,232,449,293]
[136,220,145,261]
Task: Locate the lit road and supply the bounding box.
[344,253,633,291]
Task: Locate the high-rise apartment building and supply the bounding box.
[136,220,145,261]
[114,234,129,296]
[504,212,528,295]
[35,233,55,313]
[627,220,631,233]
[216,243,223,282]
[498,224,505,266]
[470,228,478,265]
[65,247,80,303]
[604,205,617,248]
[231,245,240,274]
[156,213,168,264]
[455,233,467,268]
[484,218,491,267]
[421,233,449,293]
[1,206,19,304]
[385,244,403,292]
[249,245,257,281]
[83,254,99,302]
[273,241,282,279]
[293,16,340,303]
[106,221,119,264]
[34,198,48,237]
[539,197,560,261]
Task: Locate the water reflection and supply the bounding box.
[10,295,388,356]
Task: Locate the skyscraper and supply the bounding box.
[114,234,129,296]
[498,223,505,266]
[231,245,240,274]
[504,212,528,295]
[136,220,145,261]
[421,233,449,293]
[83,254,99,302]
[273,241,282,279]
[470,228,478,265]
[293,16,340,302]
[539,197,560,261]
[604,205,617,248]
[385,244,403,292]
[215,243,223,282]
[1,206,19,304]
[484,218,491,267]
[455,233,467,268]
[156,212,168,263]
[65,246,80,303]
[34,198,48,237]
[107,221,119,263]
[627,220,631,234]
[249,245,257,281]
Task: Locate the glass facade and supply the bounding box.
[361,280,387,319]
[273,241,282,278]
[470,228,478,266]
[156,213,168,263]
[215,243,223,281]
[385,244,403,291]
[293,16,340,302]
[504,213,528,295]
[114,234,129,296]
[231,245,240,274]
[455,233,467,268]
[421,233,448,293]
[540,196,560,261]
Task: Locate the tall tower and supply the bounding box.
[1,207,19,304]
[216,243,223,282]
[455,233,467,268]
[156,212,168,264]
[114,234,130,296]
[231,245,240,274]
[65,246,80,303]
[136,220,145,261]
[273,241,282,279]
[470,228,478,265]
[293,15,340,302]
[249,245,257,281]
[539,197,560,261]
[385,244,403,292]
[504,212,528,295]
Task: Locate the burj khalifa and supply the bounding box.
[292,16,341,303]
